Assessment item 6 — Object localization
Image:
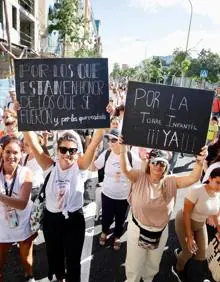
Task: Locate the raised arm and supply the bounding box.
[23,131,54,171]
[78,129,105,170]
[175,147,208,189]
[120,143,139,183]
[0,169,32,210]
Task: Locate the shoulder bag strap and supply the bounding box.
[127,151,133,167]
[4,166,18,197]
[23,154,29,166]
[38,162,55,202]
[104,149,111,167]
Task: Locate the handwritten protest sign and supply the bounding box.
[14,58,109,131]
[122,81,214,154]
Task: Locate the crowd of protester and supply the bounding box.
[0,86,219,282]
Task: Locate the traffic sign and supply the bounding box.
[200,69,208,78]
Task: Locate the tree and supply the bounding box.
[169,48,191,77]
[120,67,137,80]
[111,63,121,80]
[48,0,89,57]
[149,57,164,83]
[187,49,220,83]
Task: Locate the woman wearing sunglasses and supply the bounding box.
[120,143,207,282]
[23,129,104,282]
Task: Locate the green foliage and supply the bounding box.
[111,63,121,80]
[110,48,220,85]
[187,49,220,83]
[74,46,101,58]
[169,48,191,77]
[48,0,95,57]
[48,0,85,41]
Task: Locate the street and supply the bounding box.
[3,154,215,282]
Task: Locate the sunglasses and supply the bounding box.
[151,160,167,168]
[107,138,118,144]
[59,146,78,155]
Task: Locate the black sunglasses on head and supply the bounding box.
[107,138,118,143]
[151,160,167,168]
[59,146,78,155]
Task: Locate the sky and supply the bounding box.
[92,0,220,68]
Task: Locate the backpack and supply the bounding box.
[98,150,132,183]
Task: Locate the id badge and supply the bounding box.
[7,209,19,229]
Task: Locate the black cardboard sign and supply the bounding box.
[14,58,109,131]
[122,81,214,154]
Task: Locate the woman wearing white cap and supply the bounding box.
[23,129,105,282]
[120,143,207,282]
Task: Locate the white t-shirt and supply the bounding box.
[25,157,44,189]
[0,166,33,242]
[186,185,220,222]
[94,150,131,200]
[202,162,220,183]
[44,162,84,217]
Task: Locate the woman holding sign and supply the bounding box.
[23,129,105,282]
[120,141,207,282]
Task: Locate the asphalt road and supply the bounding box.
[3,155,216,282]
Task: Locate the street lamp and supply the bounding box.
[180,0,193,87]
[185,0,193,54]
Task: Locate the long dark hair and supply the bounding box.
[211,147,220,165]
[1,137,23,167]
[209,167,220,179]
[2,137,23,151]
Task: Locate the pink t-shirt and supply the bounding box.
[128,173,177,229]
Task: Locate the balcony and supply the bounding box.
[20,30,33,48]
[19,0,34,15]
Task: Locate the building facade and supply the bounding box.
[0,0,48,77]
[84,0,102,55]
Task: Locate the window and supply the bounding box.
[12,6,17,29]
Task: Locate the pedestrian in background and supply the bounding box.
[211,92,220,118]
[22,134,45,201]
[206,116,219,145]
[93,128,132,250]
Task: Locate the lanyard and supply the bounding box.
[4,167,18,197]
